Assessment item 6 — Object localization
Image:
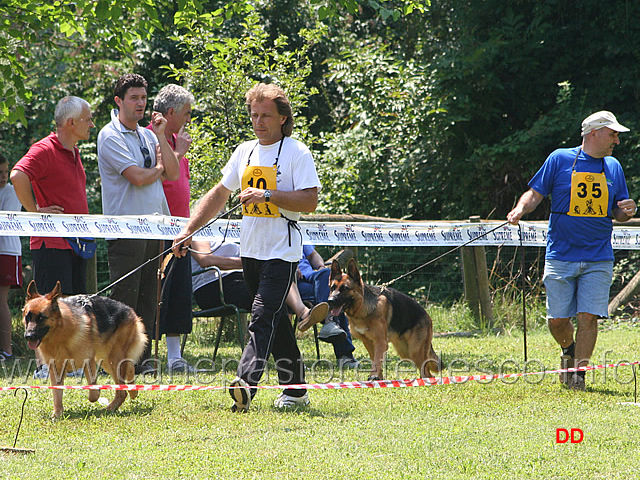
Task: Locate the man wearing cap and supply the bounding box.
[507,111,636,391]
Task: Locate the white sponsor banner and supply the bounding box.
[0,211,638,249]
[302,220,640,249]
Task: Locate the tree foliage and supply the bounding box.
[0,0,162,125]
[424,0,640,219]
[168,9,323,201]
[317,39,445,218]
[316,0,640,220]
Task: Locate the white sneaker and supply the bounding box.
[67,368,85,378]
[229,377,251,413]
[274,392,310,409]
[166,358,198,374]
[33,364,49,380]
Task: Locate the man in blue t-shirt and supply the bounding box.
[507,111,637,391]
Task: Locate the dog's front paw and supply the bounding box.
[367,375,382,381]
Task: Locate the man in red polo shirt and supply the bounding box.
[12,96,95,295]
[12,96,95,379]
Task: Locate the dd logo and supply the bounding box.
[556,428,584,444]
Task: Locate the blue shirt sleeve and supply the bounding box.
[298,244,317,278]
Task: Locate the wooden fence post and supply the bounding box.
[461,216,493,326]
[461,245,480,318]
[608,269,640,316]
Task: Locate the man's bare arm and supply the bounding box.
[507,189,544,225]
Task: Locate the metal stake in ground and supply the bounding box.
[519,224,528,362]
[0,389,35,455]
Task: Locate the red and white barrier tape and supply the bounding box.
[0,361,638,392]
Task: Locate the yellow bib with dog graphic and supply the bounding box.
[568,170,608,217]
[242,164,279,218]
[566,148,609,217]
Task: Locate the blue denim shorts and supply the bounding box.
[542,259,613,319]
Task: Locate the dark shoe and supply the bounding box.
[297,302,329,332]
[318,321,347,344]
[338,356,360,369]
[568,373,586,391]
[560,354,572,385]
[135,363,158,375]
[230,377,251,413]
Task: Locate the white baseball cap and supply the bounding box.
[581,111,630,137]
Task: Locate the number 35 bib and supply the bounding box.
[568,170,608,217]
[242,164,279,218]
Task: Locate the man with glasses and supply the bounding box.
[97,73,179,373]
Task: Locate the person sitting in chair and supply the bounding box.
[191,240,326,323]
[292,245,360,369]
[190,240,358,368]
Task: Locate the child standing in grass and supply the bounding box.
[0,153,22,361]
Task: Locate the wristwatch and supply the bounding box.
[264,189,272,202]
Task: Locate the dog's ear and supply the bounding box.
[45,281,63,302]
[26,280,40,300]
[330,259,342,281]
[347,258,362,285]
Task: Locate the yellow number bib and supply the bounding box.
[241,164,279,218]
[568,170,608,217]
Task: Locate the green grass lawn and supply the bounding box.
[1,320,640,479]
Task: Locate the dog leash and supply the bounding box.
[91,202,243,298]
[380,220,511,288]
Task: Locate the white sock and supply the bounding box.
[166,336,182,363]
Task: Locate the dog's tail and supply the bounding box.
[424,345,441,377]
[127,319,147,399]
[128,319,148,364]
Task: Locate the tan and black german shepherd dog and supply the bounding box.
[328,259,440,380]
[23,280,147,418]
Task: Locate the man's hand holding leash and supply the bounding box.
[171,233,191,258]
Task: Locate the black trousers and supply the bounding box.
[159,241,193,335]
[238,257,306,397]
[193,271,253,312]
[32,245,87,295]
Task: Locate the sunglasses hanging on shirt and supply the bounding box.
[140,145,152,168]
[136,131,152,168]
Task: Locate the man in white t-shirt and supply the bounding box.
[173,83,320,412]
